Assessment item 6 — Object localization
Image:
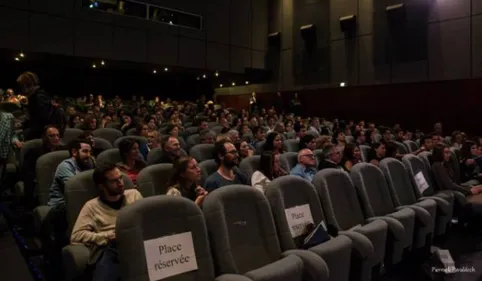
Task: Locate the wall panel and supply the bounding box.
[0,0,28,9]
[230,0,252,48]
[0,7,29,50]
[252,50,266,70]
[472,15,482,77]
[147,32,179,65]
[206,0,230,44]
[30,14,74,55]
[230,47,252,73]
[206,43,230,72]
[252,0,268,51]
[30,0,74,17]
[75,22,113,59]
[112,27,147,62]
[330,38,358,85]
[428,0,470,23]
[179,37,205,69]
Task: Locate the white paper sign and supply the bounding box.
[285,204,314,238]
[414,171,429,194]
[144,232,198,281]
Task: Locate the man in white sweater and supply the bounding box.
[71,164,143,281]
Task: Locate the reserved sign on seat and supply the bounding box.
[144,231,198,280]
[285,204,314,238]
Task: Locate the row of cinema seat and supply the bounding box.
[59,153,461,281]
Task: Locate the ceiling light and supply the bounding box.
[19,52,25,58]
[202,74,207,78]
[101,60,105,66]
[92,64,97,68]
[232,82,236,86]
[220,84,223,87]
[340,82,346,87]
[14,57,19,61]
[245,81,249,85]
[215,72,219,77]
[196,77,200,80]
[164,67,168,71]
[153,69,157,74]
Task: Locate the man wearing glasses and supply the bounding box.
[204,139,249,192]
[290,149,317,182]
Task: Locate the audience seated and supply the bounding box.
[235,139,253,161]
[367,142,386,166]
[251,151,288,193]
[115,138,146,185]
[70,164,143,281]
[290,148,317,181]
[318,144,343,171]
[158,135,181,164]
[204,139,249,191]
[166,155,208,206]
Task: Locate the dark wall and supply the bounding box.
[216,78,482,136]
[265,0,482,90]
[0,0,268,73]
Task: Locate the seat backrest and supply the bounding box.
[202,185,282,274]
[255,140,265,155]
[97,148,121,166]
[359,145,371,162]
[239,155,260,179]
[394,141,408,154]
[199,159,218,186]
[283,139,299,152]
[207,122,218,128]
[36,150,70,205]
[105,122,121,129]
[65,170,135,236]
[265,176,326,250]
[211,126,223,135]
[20,139,43,167]
[126,128,136,136]
[189,144,215,163]
[345,135,354,144]
[313,149,324,167]
[62,128,84,144]
[116,196,216,281]
[92,128,123,145]
[146,148,187,165]
[137,164,173,196]
[186,134,200,151]
[313,169,367,230]
[113,136,148,148]
[402,154,434,197]
[379,158,418,207]
[350,163,395,217]
[178,137,187,151]
[93,137,113,151]
[403,140,418,153]
[280,152,298,171]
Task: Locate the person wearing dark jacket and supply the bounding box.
[17,72,65,140]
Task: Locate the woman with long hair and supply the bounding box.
[166,156,207,206]
[251,151,288,193]
[116,138,146,185]
[341,143,362,172]
[458,140,482,185]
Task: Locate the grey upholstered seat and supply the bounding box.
[265,176,353,281]
[62,170,135,281]
[255,141,265,155]
[394,141,408,154]
[403,140,418,153]
[203,185,329,281]
[113,136,148,148]
[96,148,121,166]
[92,137,113,152]
[239,156,260,179]
[92,128,123,145]
[283,139,299,152]
[350,163,415,265]
[116,196,251,281]
[137,164,173,196]
[146,148,187,165]
[313,169,387,281]
[359,145,371,163]
[199,159,218,186]
[402,154,454,236]
[186,134,201,151]
[280,152,298,171]
[190,144,215,162]
[62,128,84,144]
[380,158,437,248]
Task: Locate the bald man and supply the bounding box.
[290,148,317,182]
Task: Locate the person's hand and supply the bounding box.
[106,232,116,241]
[13,141,23,149]
[247,149,254,157]
[195,193,208,206]
[195,186,207,196]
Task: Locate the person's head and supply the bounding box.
[93,164,125,198]
[294,123,307,138]
[83,115,97,130]
[199,129,215,144]
[147,130,161,148]
[68,139,92,169]
[434,123,443,135]
[354,130,366,144]
[452,131,463,144]
[432,144,452,163]
[259,151,281,180]
[16,72,40,95]
[122,114,132,125]
[80,131,95,147]
[227,130,240,142]
[343,143,361,161]
[299,134,317,151]
[298,148,316,167]
[335,130,346,144]
[166,124,179,138]
[43,126,61,147]
[199,120,209,130]
[421,135,434,151]
[118,139,140,163]
[135,122,149,137]
[371,142,386,158]
[432,134,443,145]
[382,128,392,142]
[265,132,283,152]
[162,136,181,157]
[168,156,201,186]
[460,141,478,160]
[395,129,404,140]
[235,140,251,158]
[322,144,342,164]
[213,139,239,168]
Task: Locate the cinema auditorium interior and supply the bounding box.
[1,0,482,281]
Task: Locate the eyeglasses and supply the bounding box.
[302,154,315,159]
[226,150,239,155]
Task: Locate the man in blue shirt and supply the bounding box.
[205,139,249,192]
[290,148,317,182]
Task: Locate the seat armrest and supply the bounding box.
[282,249,330,281]
[216,274,253,281]
[62,244,90,281]
[395,205,431,227]
[338,231,373,260]
[367,216,405,241]
[14,181,24,197]
[421,196,451,216]
[33,205,52,235]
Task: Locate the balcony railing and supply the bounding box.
[83,0,203,30]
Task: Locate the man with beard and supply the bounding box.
[204,139,249,192]
[71,164,143,281]
[158,135,182,164]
